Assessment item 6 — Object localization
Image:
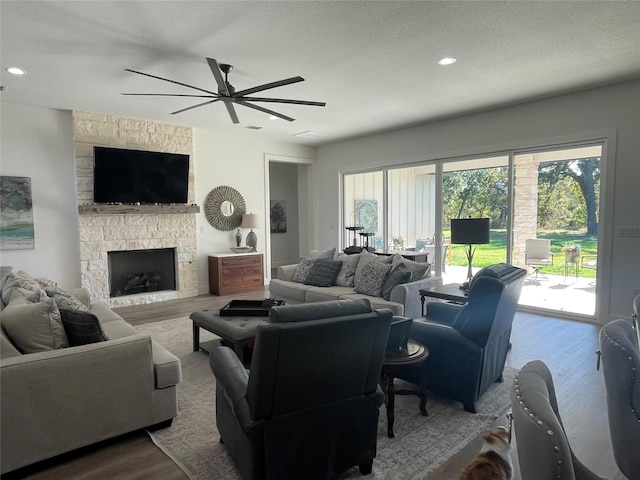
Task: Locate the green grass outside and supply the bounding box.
[445,229,597,278]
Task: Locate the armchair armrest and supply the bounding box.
[390,275,443,319]
[209,346,261,432]
[425,301,462,326]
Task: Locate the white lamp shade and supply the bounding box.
[241,213,259,229]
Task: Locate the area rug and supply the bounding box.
[137,317,515,480]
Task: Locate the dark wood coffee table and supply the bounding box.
[380,340,429,438]
[419,283,468,316]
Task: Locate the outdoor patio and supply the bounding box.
[441,264,596,317]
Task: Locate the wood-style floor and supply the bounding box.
[3,289,625,480]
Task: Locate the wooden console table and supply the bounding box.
[208,253,264,296]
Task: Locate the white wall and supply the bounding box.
[192,129,314,294]
[316,80,640,321]
[269,162,300,268]
[0,103,80,288]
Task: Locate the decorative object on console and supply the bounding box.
[451,217,490,290]
[241,213,259,252]
[235,228,242,246]
[204,185,246,231]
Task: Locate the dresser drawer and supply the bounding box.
[209,253,264,295]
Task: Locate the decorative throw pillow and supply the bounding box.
[309,247,336,259]
[1,271,45,306]
[45,286,90,312]
[0,297,68,352]
[354,250,393,287]
[35,276,58,287]
[292,257,315,283]
[8,286,47,304]
[334,253,361,287]
[304,258,343,287]
[380,265,412,301]
[391,254,431,282]
[60,309,109,346]
[354,262,392,297]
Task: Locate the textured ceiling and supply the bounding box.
[2,1,639,146]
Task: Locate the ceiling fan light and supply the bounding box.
[438,57,457,66]
[294,131,328,139]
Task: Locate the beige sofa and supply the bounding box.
[269,249,442,319]
[0,268,181,474]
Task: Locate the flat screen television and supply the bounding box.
[93,147,189,204]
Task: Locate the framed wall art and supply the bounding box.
[0,176,35,250]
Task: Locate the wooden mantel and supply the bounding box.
[78,204,200,215]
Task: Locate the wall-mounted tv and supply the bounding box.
[93,147,189,204]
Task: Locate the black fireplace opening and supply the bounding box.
[108,248,177,298]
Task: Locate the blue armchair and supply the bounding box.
[396,263,526,412]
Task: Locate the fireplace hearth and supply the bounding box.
[108,248,177,298]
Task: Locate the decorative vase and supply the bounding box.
[235,229,242,247]
[565,251,579,263]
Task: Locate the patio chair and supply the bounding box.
[581,254,597,285]
[525,238,554,280]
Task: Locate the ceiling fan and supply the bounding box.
[122,58,326,124]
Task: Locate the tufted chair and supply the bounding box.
[511,360,606,480]
[599,317,640,480]
[209,299,392,480]
[397,263,526,412]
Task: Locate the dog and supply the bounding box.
[459,426,513,480]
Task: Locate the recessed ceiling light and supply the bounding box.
[268,116,279,121]
[294,131,328,139]
[6,67,26,75]
[437,57,457,66]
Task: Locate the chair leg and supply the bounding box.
[463,402,476,413]
[359,460,373,475]
[527,267,548,280]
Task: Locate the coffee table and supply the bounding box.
[380,340,429,438]
[190,309,269,365]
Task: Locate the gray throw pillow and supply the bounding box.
[334,253,361,287]
[309,247,336,259]
[380,265,412,301]
[45,286,90,312]
[354,250,393,287]
[354,261,392,297]
[292,257,315,283]
[304,258,343,287]
[391,254,431,282]
[0,297,68,352]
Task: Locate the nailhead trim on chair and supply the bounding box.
[513,370,565,479]
[601,326,640,423]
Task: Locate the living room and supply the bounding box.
[1,2,639,479]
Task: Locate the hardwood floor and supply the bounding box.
[3,289,625,480]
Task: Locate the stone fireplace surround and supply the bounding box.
[74,111,198,307]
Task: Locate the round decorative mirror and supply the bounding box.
[204,186,246,231]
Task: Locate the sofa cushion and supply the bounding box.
[269,279,313,303]
[355,261,392,297]
[380,264,412,301]
[391,254,431,282]
[1,297,69,352]
[305,285,356,303]
[309,247,336,259]
[45,286,90,312]
[292,257,315,283]
[1,327,21,358]
[59,309,109,346]
[303,258,343,287]
[334,253,360,287]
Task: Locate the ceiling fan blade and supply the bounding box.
[170,99,219,115]
[125,69,218,96]
[238,96,326,107]
[222,99,240,124]
[236,100,295,122]
[233,76,304,97]
[206,58,230,96]
[121,93,216,98]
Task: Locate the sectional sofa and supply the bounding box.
[0,267,181,474]
[269,249,442,319]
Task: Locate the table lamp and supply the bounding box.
[241,213,259,252]
[450,217,490,290]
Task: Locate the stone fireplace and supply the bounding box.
[74,111,199,307]
[108,248,177,298]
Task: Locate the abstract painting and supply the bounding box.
[1,176,35,250]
